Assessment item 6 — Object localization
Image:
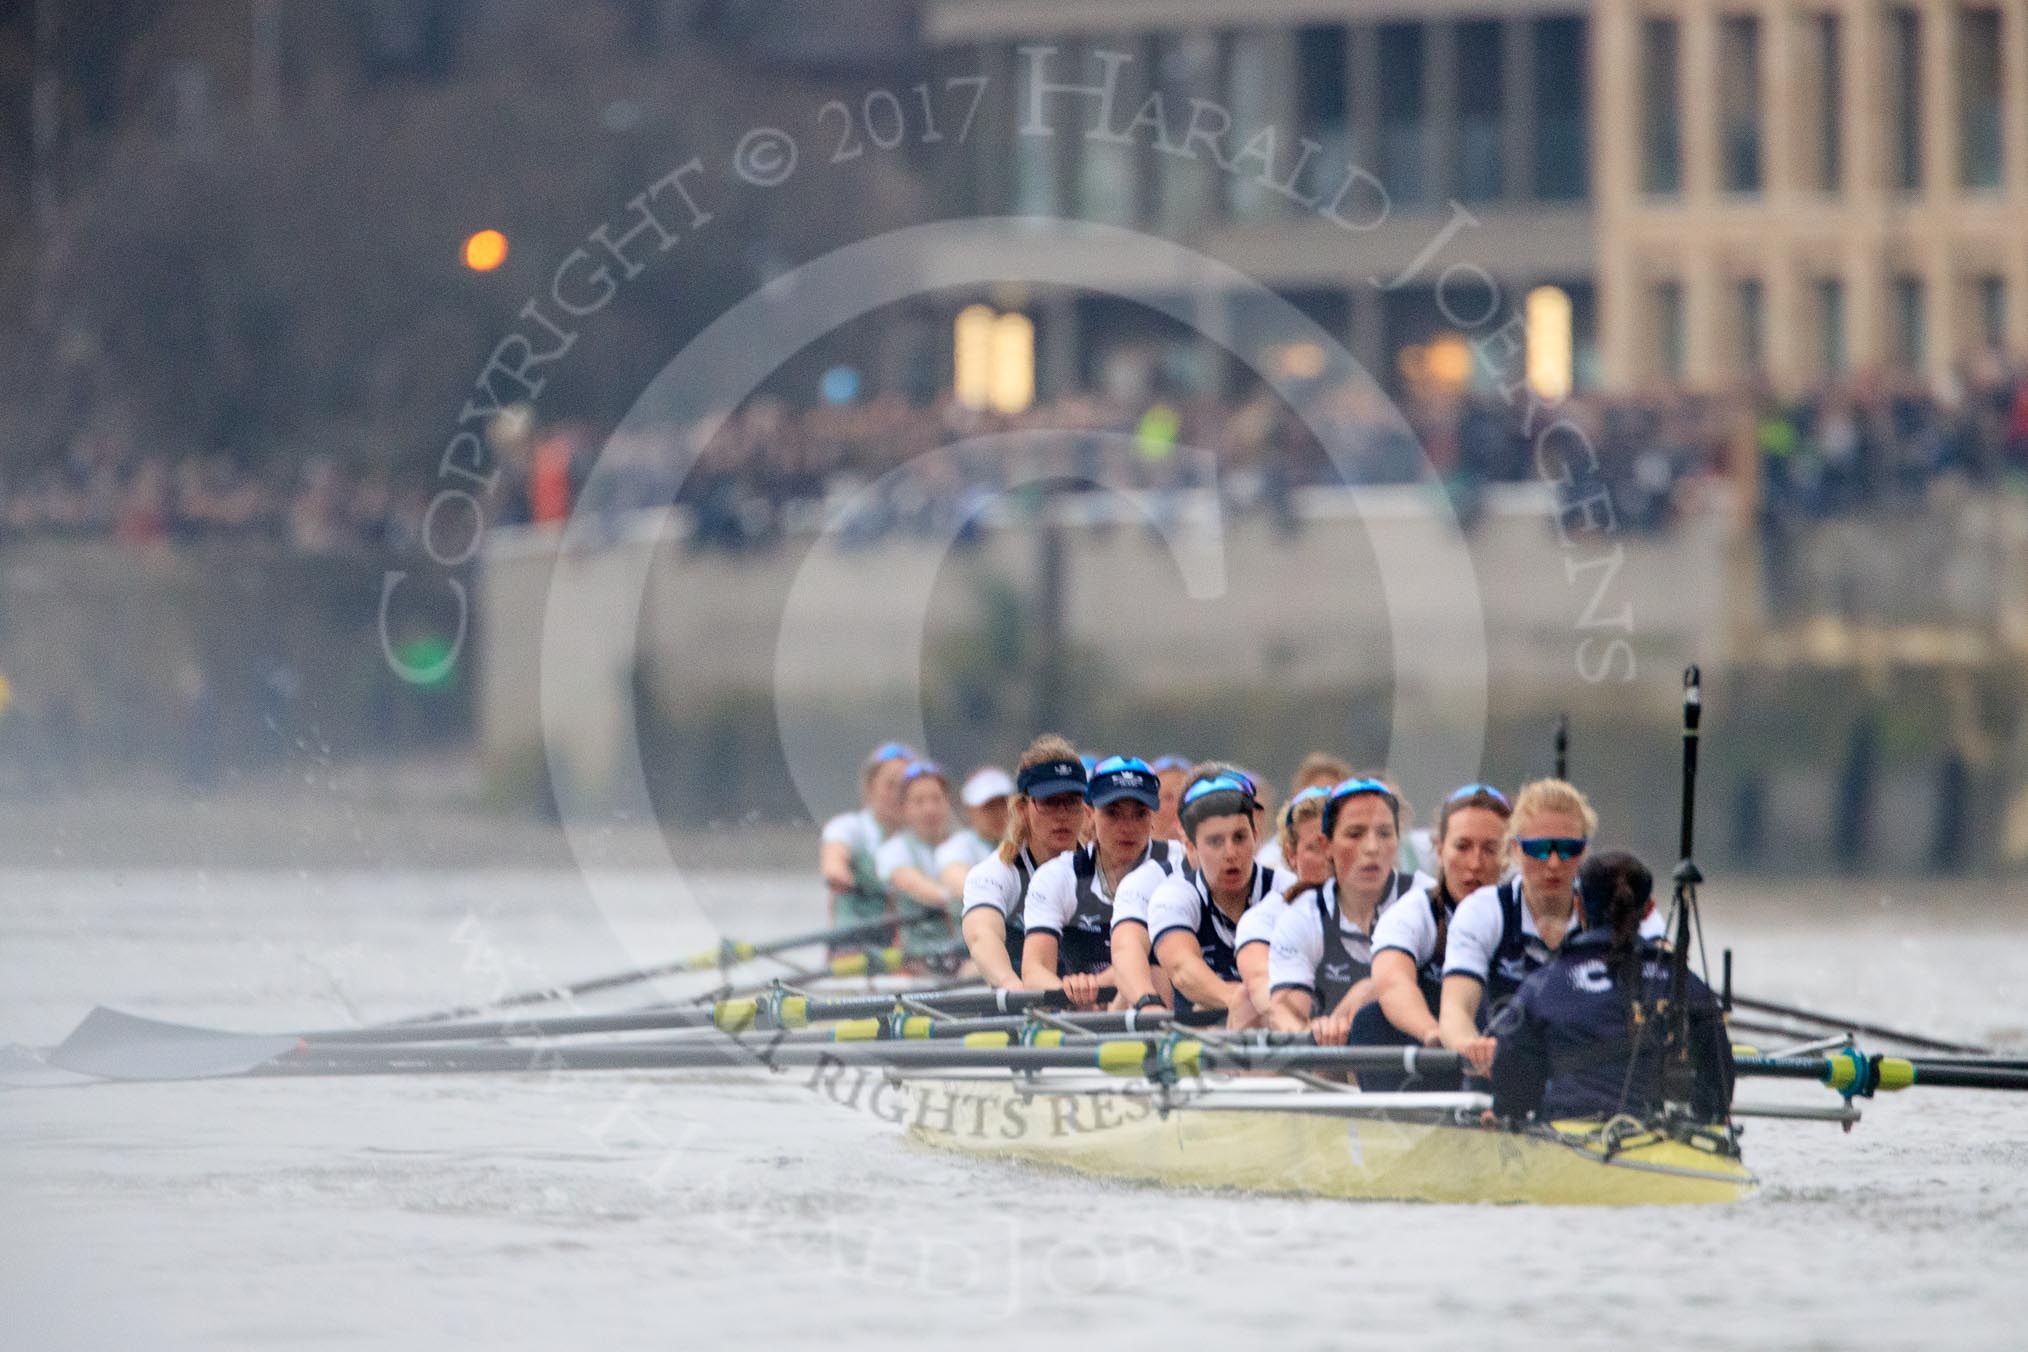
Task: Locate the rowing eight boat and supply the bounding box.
[900,1075,1754,1207]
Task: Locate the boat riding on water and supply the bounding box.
[31,670,2025,1208]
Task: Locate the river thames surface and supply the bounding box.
[4,868,2024,1351]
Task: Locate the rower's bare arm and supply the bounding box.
[938,862,971,897]
[1373,950,1440,1044]
[1268,986,1316,1033]
[1236,944,1273,1016]
[960,909,1021,990]
[820,840,855,893]
[1108,924,1159,1005]
[1439,974,1497,1073]
[1020,932,1065,992]
[888,866,952,911]
[1328,976,1377,1018]
[1156,931,1238,1010]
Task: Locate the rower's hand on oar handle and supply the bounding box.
[1062,972,1104,1011]
[1308,1013,1352,1047]
[1460,1035,1498,1077]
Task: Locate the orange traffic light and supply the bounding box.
[462,229,509,272]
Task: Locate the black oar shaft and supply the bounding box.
[1734,1051,2028,1094]
[396,915,909,1025]
[256,1037,1462,1080]
[1727,994,1986,1055]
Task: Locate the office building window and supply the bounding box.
[1533,17,1588,200]
[1960,7,2003,189]
[1012,45,1060,217]
[1818,277,1848,374]
[1458,20,1504,202]
[1224,31,1277,219]
[1640,18,1681,194]
[1739,278,1766,374]
[1978,276,2006,350]
[1656,280,1686,381]
[1890,7,1922,193]
[1378,23,1428,207]
[1813,13,1842,192]
[1074,41,1140,225]
[1295,25,1351,202]
[1894,276,1926,369]
[1154,33,1221,232]
[1718,16,1762,193]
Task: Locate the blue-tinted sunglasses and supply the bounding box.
[1446,782,1511,808]
[872,741,916,763]
[1093,755,1153,777]
[1288,785,1330,806]
[1151,755,1193,772]
[902,759,946,784]
[1517,836,1587,861]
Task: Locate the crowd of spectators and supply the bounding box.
[5,360,2025,554]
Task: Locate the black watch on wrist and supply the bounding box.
[1133,993,1165,1011]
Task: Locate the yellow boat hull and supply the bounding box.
[904,1080,1754,1206]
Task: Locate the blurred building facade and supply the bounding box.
[921,0,1599,401]
[1595,0,2028,392]
[922,0,2028,400]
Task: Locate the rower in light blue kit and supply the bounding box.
[818,740,914,950]
[1492,850,1735,1124]
[872,760,959,963]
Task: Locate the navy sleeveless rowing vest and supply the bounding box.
[1313,870,1417,1012]
[1000,846,1038,956]
[1414,881,1459,988]
[1061,839,1180,975]
[1486,878,1579,1006]
[1171,863,1278,1024]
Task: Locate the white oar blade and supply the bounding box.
[0,1043,97,1088]
[45,1008,303,1082]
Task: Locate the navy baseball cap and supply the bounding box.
[1017,757,1088,800]
[1088,756,1161,810]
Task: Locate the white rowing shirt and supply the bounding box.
[1443,881,1669,988]
[962,847,1039,922]
[1232,870,1304,953]
[1147,864,1291,970]
[1370,877,1456,979]
[1267,871,1428,996]
[873,830,940,883]
[1023,840,1183,942]
[934,828,994,877]
[1110,851,1190,931]
[822,807,887,861]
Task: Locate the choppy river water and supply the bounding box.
[3,869,2025,1351]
